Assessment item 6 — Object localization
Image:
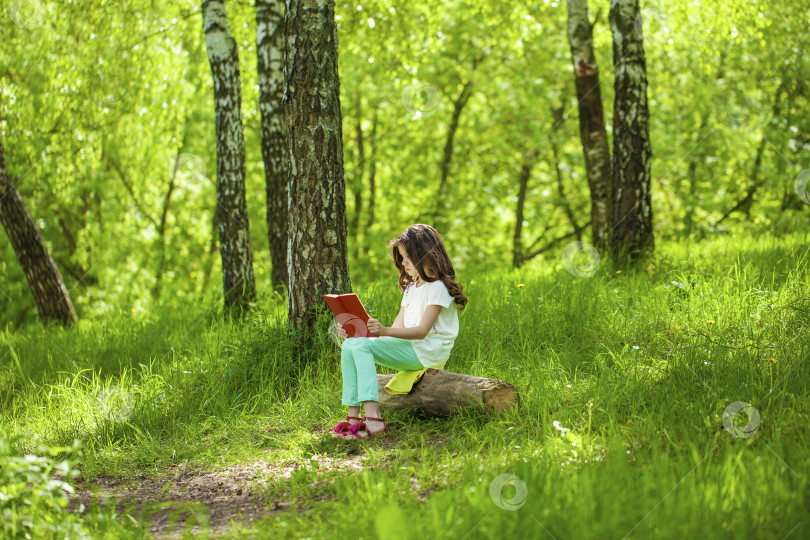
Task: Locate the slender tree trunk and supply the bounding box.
[717,137,766,225]
[566,0,612,251]
[0,114,77,327]
[515,102,588,267]
[54,210,92,283]
[361,109,378,259]
[257,0,289,290]
[152,150,181,300]
[350,96,364,242]
[512,151,536,268]
[202,0,257,313]
[284,0,352,337]
[608,0,653,260]
[684,111,710,235]
[434,75,476,227]
[365,109,377,231]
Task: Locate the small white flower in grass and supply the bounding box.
[552,420,569,437]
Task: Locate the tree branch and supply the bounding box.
[104,151,159,229]
[523,221,592,262]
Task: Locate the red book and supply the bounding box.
[322,293,379,338]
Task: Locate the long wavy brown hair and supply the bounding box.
[388,224,468,310]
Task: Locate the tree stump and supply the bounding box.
[377,368,520,417]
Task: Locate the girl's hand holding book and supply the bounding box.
[367,317,385,337]
[336,322,348,339]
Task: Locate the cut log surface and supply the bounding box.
[377,368,520,417]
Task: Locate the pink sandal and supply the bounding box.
[332,416,363,436]
[342,416,389,439]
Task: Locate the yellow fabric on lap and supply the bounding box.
[384,368,444,395]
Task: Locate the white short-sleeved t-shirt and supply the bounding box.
[400,279,459,369]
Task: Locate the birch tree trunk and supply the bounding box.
[566,0,612,251]
[608,0,654,259]
[256,0,289,290]
[202,0,257,312]
[0,116,77,327]
[284,0,352,335]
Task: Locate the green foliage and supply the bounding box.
[0,436,144,539]
[2,0,808,328]
[4,0,808,535]
[0,437,83,539]
[1,232,808,536]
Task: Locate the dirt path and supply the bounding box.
[68,452,369,537]
[67,425,449,537]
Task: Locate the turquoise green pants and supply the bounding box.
[341,336,423,405]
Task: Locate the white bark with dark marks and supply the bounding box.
[202,0,257,311]
[567,0,612,251]
[608,0,653,259]
[257,0,289,289]
[0,112,77,327]
[284,0,352,335]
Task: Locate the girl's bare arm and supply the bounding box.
[338,306,406,338]
[391,306,405,329]
[369,305,442,340]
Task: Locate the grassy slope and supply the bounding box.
[1,232,808,538]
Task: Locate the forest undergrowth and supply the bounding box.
[1,231,808,538]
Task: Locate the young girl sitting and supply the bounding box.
[332,224,468,440]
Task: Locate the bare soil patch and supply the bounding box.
[68,453,369,538]
[67,426,450,537]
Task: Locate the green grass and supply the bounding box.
[1,231,809,538]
